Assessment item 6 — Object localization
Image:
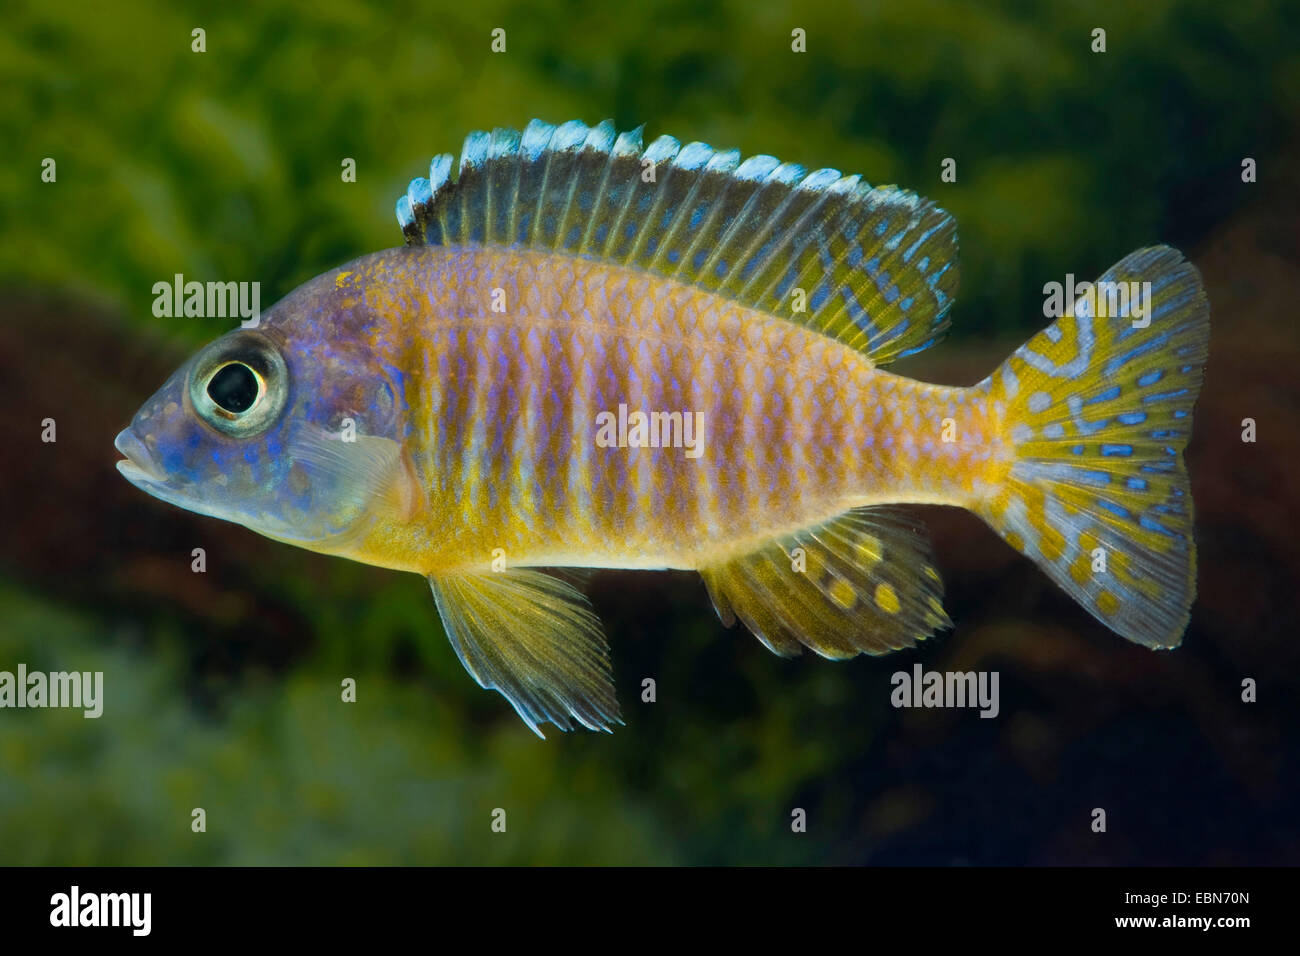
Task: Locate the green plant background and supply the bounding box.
[1,0,1298,864]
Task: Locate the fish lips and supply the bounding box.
[114,427,167,485]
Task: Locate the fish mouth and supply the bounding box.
[111,426,314,541]
[114,427,168,484]
[114,426,228,521]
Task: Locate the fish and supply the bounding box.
[115,119,1209,736]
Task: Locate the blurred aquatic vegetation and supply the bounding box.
[0,0,1298,863]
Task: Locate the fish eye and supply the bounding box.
[207,362,261,414]
[188,331,289,437]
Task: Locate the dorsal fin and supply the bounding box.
[396,119,959,364]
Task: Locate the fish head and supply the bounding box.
[116,274,417,552]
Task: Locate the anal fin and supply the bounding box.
[699,507,950,658]
[429,568,622,737]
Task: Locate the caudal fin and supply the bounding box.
[977,246,1209,648]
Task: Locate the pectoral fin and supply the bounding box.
[700,507,951,658]
[287,426,423,522]
[428,569,622,737]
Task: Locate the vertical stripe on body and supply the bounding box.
[406,247,993,568]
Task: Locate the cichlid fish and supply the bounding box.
[115,119,1209,736]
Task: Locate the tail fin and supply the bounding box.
[977,246,1209,648]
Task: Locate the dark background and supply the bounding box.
[1,0,1297,863]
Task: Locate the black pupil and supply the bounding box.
[207,363,259,414]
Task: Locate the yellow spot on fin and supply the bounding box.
[428,569,622,737]
[335,270,354,288]
[699,507,951,659]
[874,582,901,614]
